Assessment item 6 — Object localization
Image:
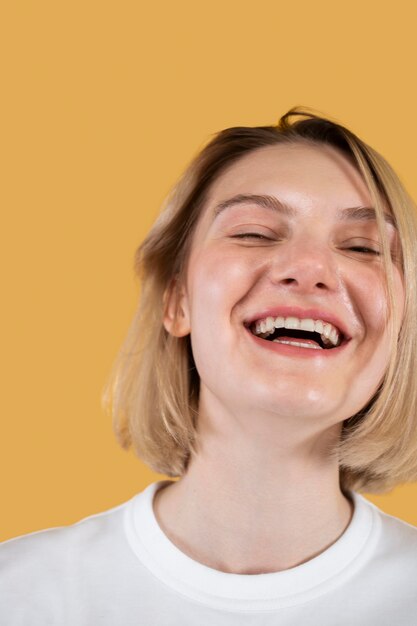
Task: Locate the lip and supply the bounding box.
[245,326,350,358]
[243,306,352,340]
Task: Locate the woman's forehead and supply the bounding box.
[203,143,373,220]
[181,142,400,267]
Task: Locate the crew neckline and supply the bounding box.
[124,480,380,611]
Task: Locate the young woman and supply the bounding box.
[2,108,417,624]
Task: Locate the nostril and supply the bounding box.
[279,278,330,290]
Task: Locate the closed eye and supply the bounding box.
[348,246,381,255]
[231,233,273,240]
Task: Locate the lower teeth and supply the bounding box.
[272,339,322,350]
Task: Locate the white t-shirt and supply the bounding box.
[1,480,417,624]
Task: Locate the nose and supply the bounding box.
[269,236,340,293]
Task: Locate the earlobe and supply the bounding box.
[163,277,191,337]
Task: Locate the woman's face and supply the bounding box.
[165,143,404,427]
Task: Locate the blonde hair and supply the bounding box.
[102,107,417,494]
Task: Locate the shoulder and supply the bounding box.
[367,496,417,539]
[359,493,417,566]
[1,497,128,562]
[0,497,132,618]
[380,507,417,543]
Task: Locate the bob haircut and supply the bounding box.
[102,107,417,495]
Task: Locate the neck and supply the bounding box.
[153,405,353,575]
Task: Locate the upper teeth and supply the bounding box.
[252,316,341,347]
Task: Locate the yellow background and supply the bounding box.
[1,0,417,542]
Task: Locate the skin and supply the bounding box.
[154,142,404,575]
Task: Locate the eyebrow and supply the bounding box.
[213,193,397,229]
[213,194,296,218]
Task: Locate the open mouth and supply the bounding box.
[247,316,346,350]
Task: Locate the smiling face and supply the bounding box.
[164,142,404,430]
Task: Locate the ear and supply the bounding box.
[163,276,191,337]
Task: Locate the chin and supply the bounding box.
[248,384,353,424]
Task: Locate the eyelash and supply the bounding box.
[346,246,381,256]
[231,233,273,240]
[231,234,381,255]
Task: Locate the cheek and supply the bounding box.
[394,270,406,329]
[185,249,255,377]
[351,268,404,398]
[186,248,256,320]
[352,265,400,337]
[368,267,405,337]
